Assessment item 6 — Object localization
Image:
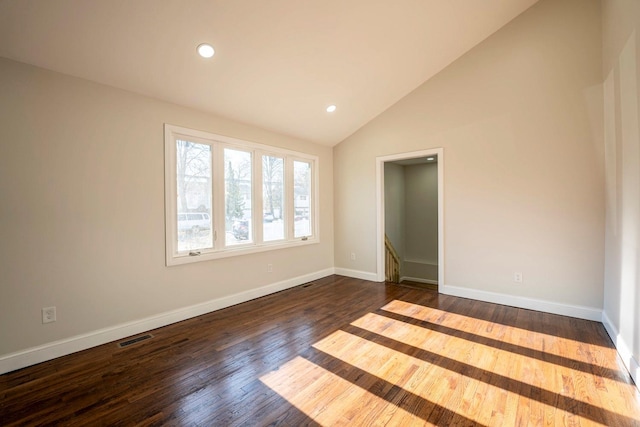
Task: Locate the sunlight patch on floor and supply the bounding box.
[350,311,639,420]
[315,329,607,425]
[259,304,640,425]
[260,356,425,426]
[381,299,616,357]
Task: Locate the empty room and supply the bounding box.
[1,0,639,425]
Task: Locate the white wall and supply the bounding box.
[403,162,438,282]
[334,0,604,315]
[384,162,405,265]
[601,0,640,389]
[0,58,334,372]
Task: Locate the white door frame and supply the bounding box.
[376,148,444,286]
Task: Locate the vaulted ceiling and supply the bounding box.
[0,0,538,146]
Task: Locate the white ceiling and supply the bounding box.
[0,0,538,146]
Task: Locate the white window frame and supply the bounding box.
[164,124,319,266]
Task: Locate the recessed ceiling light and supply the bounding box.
[326,105,337,113]
[427,157,435,161]
[197,43,215,58]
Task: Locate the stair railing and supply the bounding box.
[384,234,400,283]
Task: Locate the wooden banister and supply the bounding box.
[384,235,400,283]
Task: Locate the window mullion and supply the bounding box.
[314,161,318,237]
[213,143,226,250]
[254,151,264,244]
[167,134,179,259]
[306,160,314,238]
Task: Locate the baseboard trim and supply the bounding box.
[0,268,335,375]
[333,268,380,282]
[400,276,438,285]
[403,260,438,266]
[440,284,602,321]
[602,311,639,391]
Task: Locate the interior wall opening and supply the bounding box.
[376,148,444,290]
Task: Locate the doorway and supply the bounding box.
[376,148,444,290]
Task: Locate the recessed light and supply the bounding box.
[197,43,215,58]
[427,157,435,161]
[326,105,337,113]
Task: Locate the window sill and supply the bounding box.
[166,236,319,266]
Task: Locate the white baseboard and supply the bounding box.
[333,268,380,282]
[403,259,438,266]
[602,311,640,392]
[440,284,602,321]
[400,276,438,285]
[0,268,335,375]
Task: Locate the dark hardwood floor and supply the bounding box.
[398,280,438,292]
[1,275,639,426]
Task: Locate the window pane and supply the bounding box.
[176,140,213,252]
[225,148,252,245]
[294,160,311,238]
[263,155,284,241]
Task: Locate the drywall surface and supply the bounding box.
[602,0,640,387]
[384,162,406,265]
[334,0,604,309]
[404,163,438,276]
[0,58,334,358]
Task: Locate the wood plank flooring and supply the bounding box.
[1,275,639,426]
[398,280,438,292]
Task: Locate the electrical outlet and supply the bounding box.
[351,252,356,261]
[42,306,56,324]
[267,263,273,273]
[514,272,523,283]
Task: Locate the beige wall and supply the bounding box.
[403,162,438,282]
[334,0,604,308]
[404,163,438,265]
[0,58,333,357]
[602,0,640,385]
[384,162,406,265]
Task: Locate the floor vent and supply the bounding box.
[118,334,153,348]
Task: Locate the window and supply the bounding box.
[176,140,213,252]
[263,155,284,242]
[224,148,252,246]
[165,124,319,265]
[293,160,312,238]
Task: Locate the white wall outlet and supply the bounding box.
[267,263,273,273]
[42,306,56,324]
[514,272,523,283]
[351,252,356,260]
